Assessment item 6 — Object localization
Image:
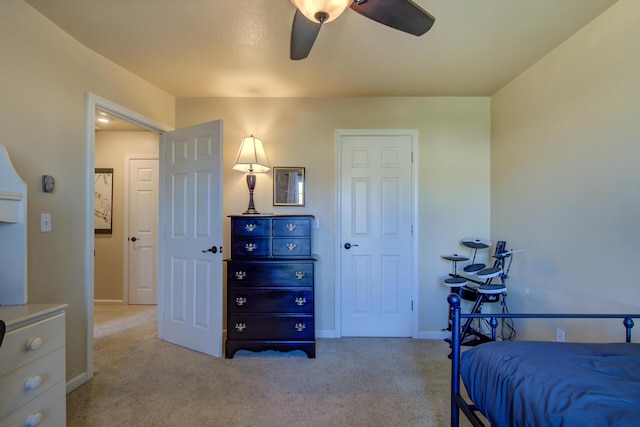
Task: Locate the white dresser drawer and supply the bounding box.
[0,313,65,377]
[0,380,66,427]
[0,347,65,419]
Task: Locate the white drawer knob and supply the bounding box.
[25,337,43,351]
[25,375,43,390]
[25,412,43,427]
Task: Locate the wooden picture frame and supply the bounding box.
[94,168,113,234]
[273,167,305,206]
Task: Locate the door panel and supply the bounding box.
[161,120,223,357]
[340,133,413,337]
[128,158,158,305]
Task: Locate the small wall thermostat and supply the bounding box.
[42,175,55,193]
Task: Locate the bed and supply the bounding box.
[448,293,640,427]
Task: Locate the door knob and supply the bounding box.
[344,243,359,249]
[130,236,138,242]
[202,246,219,254]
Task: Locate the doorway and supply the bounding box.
[85,94,224,387]
[94,121,159,305]
[84,93,170,384]
[335,129,419,338]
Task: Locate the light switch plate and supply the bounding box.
[41,213,52,232]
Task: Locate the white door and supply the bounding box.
[339,131,414,337]
[160,120,223,357]
[127,157,159,305]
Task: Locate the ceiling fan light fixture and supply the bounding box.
[291,0,352,24]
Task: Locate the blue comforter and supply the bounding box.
[460,341,640,427]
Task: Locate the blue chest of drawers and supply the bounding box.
[225,215,316,358]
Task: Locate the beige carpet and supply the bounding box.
[67,305,474,427]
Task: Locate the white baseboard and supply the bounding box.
[94,299,124,305]
[419,330,451,340]
[315,330,450,340]
[66,372,89,394]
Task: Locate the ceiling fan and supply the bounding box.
[290,0,435,60]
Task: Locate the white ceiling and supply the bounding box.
[94,109,149,132]
[26,0,617,98]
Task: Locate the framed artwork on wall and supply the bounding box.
[94,168,113,234]
[273,167,305,206]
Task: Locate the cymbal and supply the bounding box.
[492,249,525,259]
[461,237,491,249]
[441,254,469,262]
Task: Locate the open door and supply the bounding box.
[159,120,224,357]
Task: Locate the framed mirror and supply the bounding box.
[273,167,305,206]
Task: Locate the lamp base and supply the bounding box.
[242,173,260,215]
[242,206,261,215]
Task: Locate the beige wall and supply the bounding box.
[176,97,491,336]
[0,0,174,386]
[491,0,640,341]
[94,131,159,302]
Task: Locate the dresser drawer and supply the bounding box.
[0,313,65,377]
[0,380,66,427]
[272,218,311,237]
[228,288,313,313]
[227,262,314,287]
[228,314,314,340]
[0,347,65,419]
[272,238,311,257]
[231,218,271,237]
[231,237,271,258]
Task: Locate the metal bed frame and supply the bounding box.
[448,293,640,427]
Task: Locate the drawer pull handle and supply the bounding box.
[25,337,43,351]
[244,223,256,232]
[25,375,43,390]
[245,243,257,252]
[25,412,43,427]
[295,323,306,332]
[235,271,247,280]
[286,243,297,251]
[295,271,305,280]
[235,323,246,332]
[235,297,247,306]
[295,297,307,306]
[286,224,297,232]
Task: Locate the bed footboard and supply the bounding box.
[448,293,640,427]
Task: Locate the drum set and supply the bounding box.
[441,238,523,345]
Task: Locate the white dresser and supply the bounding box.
[0,304,67,427]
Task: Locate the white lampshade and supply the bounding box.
[291,0,352,24]
[233,135,270,173]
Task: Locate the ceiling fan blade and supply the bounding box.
[350,0,435,36]
[290,9,323,60]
